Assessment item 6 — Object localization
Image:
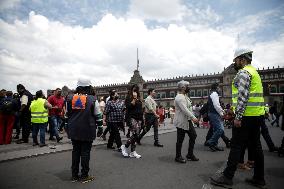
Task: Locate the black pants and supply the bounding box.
[103,123,110,136]
[205,125,230,145]
[20,114,31,142]
[261,120,275,150]
[176,123,197,158]
[223,116,264,181]
[239,120,275,163]
[107,122,122,148]
[139,113,159,142]
[71,140,93,178]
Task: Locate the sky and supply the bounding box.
[0,0,284,94]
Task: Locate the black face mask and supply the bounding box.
[114,96,119,100]
[185,87,190,93]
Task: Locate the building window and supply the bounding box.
[197,90,202,97]
[170,91,175,98]
[203,89,208,97]
[157,93,161,99]
[274,74,278,79]
[161,92,166,99]
[270,74,274,79]
[279,85,284,93]
[190,90,195,97]
[280,73,284,78]
[270,85,277,93]
[143,93,148,99]
[260,75,264,79]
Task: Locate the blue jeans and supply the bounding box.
[49,115,61,139]
[207,113,224,146]
[32,123,47,144]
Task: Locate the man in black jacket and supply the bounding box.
[67,79,103,183]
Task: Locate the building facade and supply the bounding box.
[95,64,284,108]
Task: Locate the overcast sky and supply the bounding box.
[0,0,284,94]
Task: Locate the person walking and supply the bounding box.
[210,48,266,188]
[104,90,123,150]
[120,84,143,158]
[137,88,163,147]
[66,79,103,183]
[30,90,52,147]
[205,83,226,151]
[174,80,199,163]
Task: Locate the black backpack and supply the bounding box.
[0,98,14,114]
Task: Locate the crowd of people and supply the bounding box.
[0,48,284,188]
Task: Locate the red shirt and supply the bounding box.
[48,95,64,116]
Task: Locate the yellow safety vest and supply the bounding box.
[232,65,265,116]
[30,98,48,123]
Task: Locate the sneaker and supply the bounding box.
[71,176,79,183]
[210,174,233,187]
[186,155,199,161]
[16,139,28,144]
[245,178,266,189]
[175,156,186,163]
[129,151,141,158]
[120,145,129,157]
[39,143,47,147]
[57,137,63,143]
[81,175,95,184]
[154,142,163,147]
[49,137,56,141]
[32,142,39,146]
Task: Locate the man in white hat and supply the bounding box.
[66,79,103,183]
[211,49,266,188]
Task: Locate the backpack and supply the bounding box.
[0,98,14,114]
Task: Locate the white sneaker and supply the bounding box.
[121,145,128,157]
[129,151,141,158]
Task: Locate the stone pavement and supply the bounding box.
[0,119,177,163]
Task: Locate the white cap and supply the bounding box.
[77,79,92,87]
[234,48,253,60]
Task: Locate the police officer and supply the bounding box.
[211,49,266,188]
[67,79,103,183]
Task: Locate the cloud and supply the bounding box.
[0,11,283,94]
[253,33,284,68]
[0,0,21,10]
[128,0,186,22]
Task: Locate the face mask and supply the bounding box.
[114,96,119,100]
[185,86,190,93]
[233,63,242,71]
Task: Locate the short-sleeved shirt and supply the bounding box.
[48,95,64,116]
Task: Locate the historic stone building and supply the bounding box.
[95,64,284,108]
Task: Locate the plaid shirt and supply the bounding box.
[233,69,252,120]
[104,99,125,122]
